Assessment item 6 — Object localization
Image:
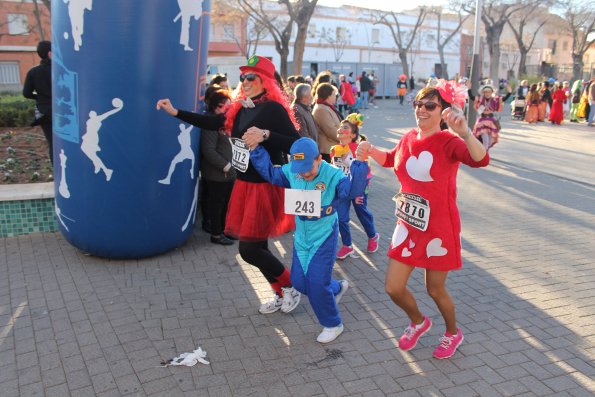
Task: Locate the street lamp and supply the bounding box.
[467,0,482,127]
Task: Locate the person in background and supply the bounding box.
[397,74,408,105]
[588,78,595,127]
[359,71,371,109]
[409,75,415,92]
[339,74,356,114]
[562,81,571,119]
[473,84,502,150]
[524,83,540,124]
[538,81,552,121]
[209,73,229,90]
[569,80,582,123]
[313,83,342,162]
[548,83,566,125]
[369,71,379,108]
[23,41,53,164]
[286,75,298,102]
[356,80,489,360]
[291,83,318,141]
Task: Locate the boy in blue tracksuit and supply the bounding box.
[250,137,368,343]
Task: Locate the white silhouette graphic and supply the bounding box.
[174,0,203,51]
[182,179,199,231]
[63,0,93,51]
[159,123,195,185]
[81,98,123,182]
[55,202,74,232]
[58,149,71,198]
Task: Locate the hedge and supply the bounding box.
[0,92,36,128]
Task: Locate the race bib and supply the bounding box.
[284,189,322,216]
[332,156,350,175]
[393,192,430,231]
[230,137,250,173]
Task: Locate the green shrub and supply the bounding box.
[0,93,36,127]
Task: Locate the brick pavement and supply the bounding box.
[1,99,594,396]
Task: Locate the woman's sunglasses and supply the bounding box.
[412,100,442,111]
[239,73,258,82]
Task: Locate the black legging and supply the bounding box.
[238,240,285,283]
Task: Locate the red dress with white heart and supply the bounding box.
[384,129,489,271]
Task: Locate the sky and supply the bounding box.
[317,0,449,12]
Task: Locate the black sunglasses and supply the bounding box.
[239,73,258,82]
[413,100,442,111]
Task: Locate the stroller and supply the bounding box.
[510,96,526,120]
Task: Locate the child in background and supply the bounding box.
[330,113,379,259]
[249,137,369,343]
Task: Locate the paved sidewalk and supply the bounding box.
[1,99,594,396]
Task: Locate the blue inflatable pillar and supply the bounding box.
[51,0,211,258]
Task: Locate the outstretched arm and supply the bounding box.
[249,146,291,188]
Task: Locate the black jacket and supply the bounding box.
[23,58,52,115]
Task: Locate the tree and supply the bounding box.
[319,26,351,62]
[463,1,525,84]
[506,4,550,77]
[559,0,595,81]
[213,0,265,57]
[372,7,427,78]
[236,0,318,78]
[429,5,470,80]
[280,0,318,76]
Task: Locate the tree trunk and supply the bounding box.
[292,26,308,76]
[438,44,448,79]
[573,53,584,81]
[279,48,290,79]
[518,48,527,77]
[32,0,45,40]
[399,51,409,78]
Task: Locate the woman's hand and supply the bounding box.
[156,98,178,117]
[242,126,265,150]
[356,141,372,160]
[442,105,470,138]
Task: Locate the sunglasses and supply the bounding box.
[239,73,258,82]
[412,100,442,111]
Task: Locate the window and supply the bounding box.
[7,14,29,35]
[308,24,317,38]
[371,28,380,44]
[0,63,21,84]
[548,39,557,55]
[336,27,346,41]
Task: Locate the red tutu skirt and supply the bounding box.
[225,179,295,241]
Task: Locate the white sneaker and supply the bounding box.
[317,324,344,343]
[335,280,349,304]
[258,294,282,314]
[280,287,301,313]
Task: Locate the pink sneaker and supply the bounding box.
[398,316,432,351]
[336,245,354,259]
[367,233,380,253]
[433,328,464,359]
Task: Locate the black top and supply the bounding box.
[176,110,225,131]
[23,59,52,115]
[231,96,299,183]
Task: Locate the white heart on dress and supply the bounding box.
[391,223,408,248]
[409,240,416,249]
[406,151,434,182]
[402,247,412,257]
[426,238,448,257]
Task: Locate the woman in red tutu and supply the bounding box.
[548,83,566,125]
[224,56,303,314]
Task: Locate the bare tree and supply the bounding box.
[372,7,427,78]
[40,0,50,11]
[429,5,470,79]
[0,2,37,40]
[559,0,595,80]
[506,5,549,78]
[280,0,318,76]
[32,0,46,40]
[214,0,265,57]
[319,26,351,62]
[463,1,525,84]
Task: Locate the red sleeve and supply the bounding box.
[444,136,490,168]
[383,143,399,168]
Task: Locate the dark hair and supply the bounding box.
[415,86,450,130]
[37,41,51,59]
[205,87,230,114]
[287,75,296,83]
[209,73,227,86]
[316,83,336,100]
[341,119,360,141]
[295,75,306,83]
[274,71,286,92]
